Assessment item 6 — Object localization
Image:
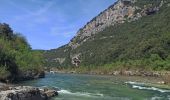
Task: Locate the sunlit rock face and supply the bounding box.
[68,0,162,50]
[69,0,138,49]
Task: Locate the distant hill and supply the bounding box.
[44,0,170,71]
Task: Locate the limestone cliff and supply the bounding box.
[68,0,162,50]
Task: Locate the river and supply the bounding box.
[19,73,170,100]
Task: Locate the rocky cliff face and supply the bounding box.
[68,0,163,50]
[44,0,169,67]
[69,0,136,49]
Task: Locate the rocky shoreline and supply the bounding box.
[0,70,59,100]
[0,84,58,100]
[0,70,45,84]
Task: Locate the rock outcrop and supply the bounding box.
[0,86,58,100]
[71,53,81,67]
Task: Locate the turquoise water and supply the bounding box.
[19,73,170,100]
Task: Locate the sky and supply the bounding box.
[0,0,116,50]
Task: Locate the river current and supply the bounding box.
[19,73,170,100]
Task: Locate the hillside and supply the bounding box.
[0,23,44,83]
[44,0,170,71]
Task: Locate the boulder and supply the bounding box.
[45,90,58,98]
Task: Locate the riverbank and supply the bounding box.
[0,70,45,83]
[0,83,58,100]
[48,69,170,85]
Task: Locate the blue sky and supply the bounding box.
[0,0,116,50]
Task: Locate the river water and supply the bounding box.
[19,73,170,100]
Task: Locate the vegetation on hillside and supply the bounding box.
[0,23,43,82]
[44,0,170,72]
[44,45,72,68]
[74,4,170,69]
